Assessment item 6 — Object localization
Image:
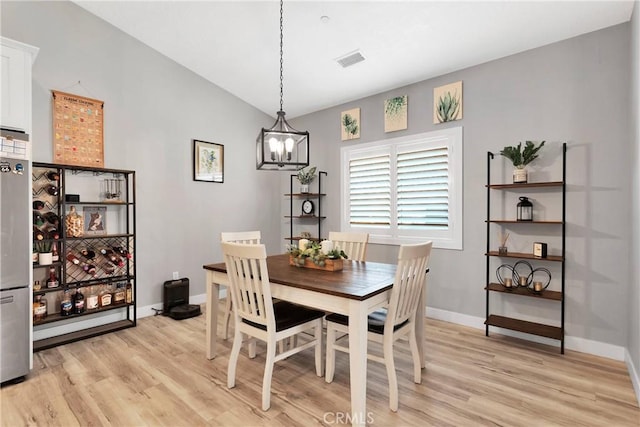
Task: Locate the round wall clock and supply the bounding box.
[301,199,315,215]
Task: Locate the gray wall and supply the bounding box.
[290,24,633,350]
[1,1,284,309]
[630,0,639,394]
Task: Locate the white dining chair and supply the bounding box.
[220,231,261,340]
[222,242,324,411]
[328,231,369,261]
[324,241,432,412]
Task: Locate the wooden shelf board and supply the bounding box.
[284,216,327,219]
[33,302,133,326]
[487,181,563,190]
[284,193,326,197]
[33,320,135,352]
[486,251,563,262]
[487,220,562,224]
[485,315,562,340]
[485,283,562,301]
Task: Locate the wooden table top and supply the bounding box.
[203,253,397,301]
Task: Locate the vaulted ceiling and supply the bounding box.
[74,1,635,119]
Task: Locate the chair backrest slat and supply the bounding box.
[386,242,432,330]
[221,230,261,244]
[222,242,274,330]
[328,231,369,261]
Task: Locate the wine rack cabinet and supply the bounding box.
[32,162,136,351]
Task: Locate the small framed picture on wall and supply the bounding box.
[193,139,224,183]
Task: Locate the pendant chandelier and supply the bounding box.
[256,0,309,170]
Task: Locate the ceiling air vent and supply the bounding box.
[336,50,365,68]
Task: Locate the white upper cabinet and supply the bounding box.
[1,37,39,132]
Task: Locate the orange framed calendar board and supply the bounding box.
[52,90,104,167]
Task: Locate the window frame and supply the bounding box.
[340,126,463,250]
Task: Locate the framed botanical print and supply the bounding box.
[193,139,224,183]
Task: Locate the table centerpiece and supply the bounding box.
[287,240,348,271]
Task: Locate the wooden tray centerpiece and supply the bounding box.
[288,240,348,272]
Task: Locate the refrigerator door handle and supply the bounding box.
[1,296,15,304]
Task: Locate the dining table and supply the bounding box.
[203,253,427,427]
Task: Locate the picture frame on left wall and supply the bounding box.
[193,139,224,183]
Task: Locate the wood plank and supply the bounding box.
[487,181,563,189]
[33,319,134,351]
[486,251,564,262]
[485,314,563,340]
[485,282,562,300]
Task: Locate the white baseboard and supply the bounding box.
[626,348,640,408]
[426,306,626,361]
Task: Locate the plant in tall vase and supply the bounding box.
[500,140,545,183]
[296,166,316,193]
[35,240,53,265]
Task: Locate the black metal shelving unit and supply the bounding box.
[286,171,327,244]
[484,143,566,353]
[32,162,136,351]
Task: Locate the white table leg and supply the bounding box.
[348,300,368,427]
[206,271,219,360]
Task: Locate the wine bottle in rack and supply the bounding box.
[45,266,59,289]
[32,200,45,210]
[46,170,60,181]
[60,287,72,316]
[74,288,85,314]
[86,286,99,310]
[100,248,124,267]
[33,225,45,241]
[51,242,59,262]
[66,251,81,265]
[42,224,60,240]
[80,248,96,260]
[42,212,60,226]
[112,246,132,260]
[125,282,132,304]
[44,184,59,196]
[82,263,97,277]
[33,212,45,228]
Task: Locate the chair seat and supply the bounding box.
[325,308,408,334]
[243,301,325,332]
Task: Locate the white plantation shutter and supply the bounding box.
[341,127,462,249]
[349,155,391,226]
[397,147,449,229]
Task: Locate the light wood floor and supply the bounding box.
[2,302,638,426]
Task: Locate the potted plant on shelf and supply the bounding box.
[296,166,317,193]
[499,140,545,183]
[35,240,53,265]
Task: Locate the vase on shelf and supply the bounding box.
[300,184,309,193]
[513,166,527,184]
[38,252,53,265]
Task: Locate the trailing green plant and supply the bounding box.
[342,113,359,138]
[435,91,461,123]
[499,141,546,168]
[296,166,317,185]
[385,96,407,117]
[287,242,348,267]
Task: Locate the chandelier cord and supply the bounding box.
[279,0,284,113]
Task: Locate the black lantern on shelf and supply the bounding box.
[517,196,533,221]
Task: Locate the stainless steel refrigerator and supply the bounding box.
[0,129,31,383]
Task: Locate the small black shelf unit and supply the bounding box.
[286,171,327,244]
[484,143,566,353]
[32,162,136,351]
